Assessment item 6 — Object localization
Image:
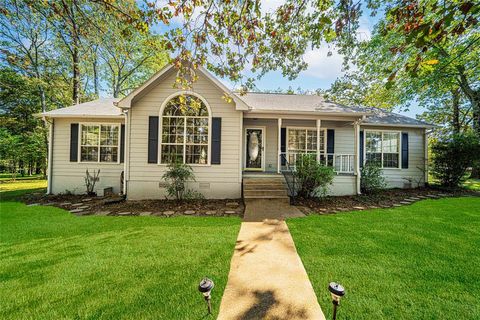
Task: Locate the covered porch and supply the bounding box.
[242,114,363,195]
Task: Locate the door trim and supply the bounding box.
[243,126,266,171]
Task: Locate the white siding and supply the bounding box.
[127,69,243,199]
[361,126,426,188]
[51,117,124,195]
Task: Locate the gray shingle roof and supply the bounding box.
[41,98,122,118]
[235,92,369,114]
[363,107,433,127]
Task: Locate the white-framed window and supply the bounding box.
[80,124,119,163]
[160,94,210,164]
[286,127,326,163]
[365,130,400,168]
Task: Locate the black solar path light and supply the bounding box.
[198,277,214,315]
[328,282,345,320]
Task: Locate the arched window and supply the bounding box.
[160,94,210,164]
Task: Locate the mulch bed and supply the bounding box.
[22,192,244,218]
[295,187,479,215]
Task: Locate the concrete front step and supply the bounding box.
[243,176,290,200]
[244,184,286,191]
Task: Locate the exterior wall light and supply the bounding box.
[328,282,345,320]
[198,277,214,315]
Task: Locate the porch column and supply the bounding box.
[316,119,321,162]
[354,120,361,194]
[46,118,54,194]
[277,118,282,173]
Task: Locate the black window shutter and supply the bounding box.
[401,132,409,169]
[360,130,364,168]
[280,127,286,165]
[120,124,125,163]
[148,116,159,163]
[327,129,335,154]
[211,117,222,164]
[70,123,79,162]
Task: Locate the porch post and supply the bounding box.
[316,119,321,162]
[354,120,361,194]
[277,118,282,173]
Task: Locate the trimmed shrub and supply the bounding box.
[361,162,386,194]
[295,153,335,198]
[162,161,201,201]
[431,133,480,188]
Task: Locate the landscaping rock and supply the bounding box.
[27,203,40,207]
[417,195,427,199]
[226,201,239,207]
[393,204,402,207]
[72,203,84,207]
[400,201,412,205]
[78,205,90,209]
[184,210,195,215]
[409,197,421,200]
[70,208,83,214]
[139,211,152,216]
[318,208,327,212]
[353,206,365,210]
[163,210,175,217]
[337,207,349,211]
[224,210,236,215]
[117,211,132,216]
[82,198,93,202]
[368,206,379,209]
[61,202,72,206]
[205,210,217,215]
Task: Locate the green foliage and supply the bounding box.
[162,161,200,201]
[361,161,387,194]
[295,153,334,198]
[431,133,480,188]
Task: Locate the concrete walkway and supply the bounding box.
[243,199,305,222]
[217,219,325,320]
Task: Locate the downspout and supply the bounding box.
[123,109,129,196]
[355,116,366,195]
[46,117,54,194]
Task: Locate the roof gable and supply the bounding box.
[116,64,248,110]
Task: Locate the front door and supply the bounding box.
[244,127,265,171]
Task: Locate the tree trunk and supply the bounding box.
[72,43,80,104]
[452,88,460,134]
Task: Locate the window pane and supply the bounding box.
[383,133,399,153]
[100,147,118,162]
[383,153,399,168]
[366,153,382,165]
[161,144,183,163]
[100,125,118,146]
[319,130,325,152]
[162,117,184,143]
[81,125,99,146]
[366,131,382,153]
[306,130,317,151]
[185,145,208,164]
[81,146,98,162]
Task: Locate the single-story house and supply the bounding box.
[41,64,433,199]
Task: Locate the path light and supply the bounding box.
[198,277,214,314]
[328,282,345,320]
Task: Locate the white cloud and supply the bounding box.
[302,46,345,80]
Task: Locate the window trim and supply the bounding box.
[158,91,212,166]
[78,122,121,164]
[363,129,402,169]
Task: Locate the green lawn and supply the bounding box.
[0,179,47,201]
[0,186,240,319]
[288,197,480,319]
